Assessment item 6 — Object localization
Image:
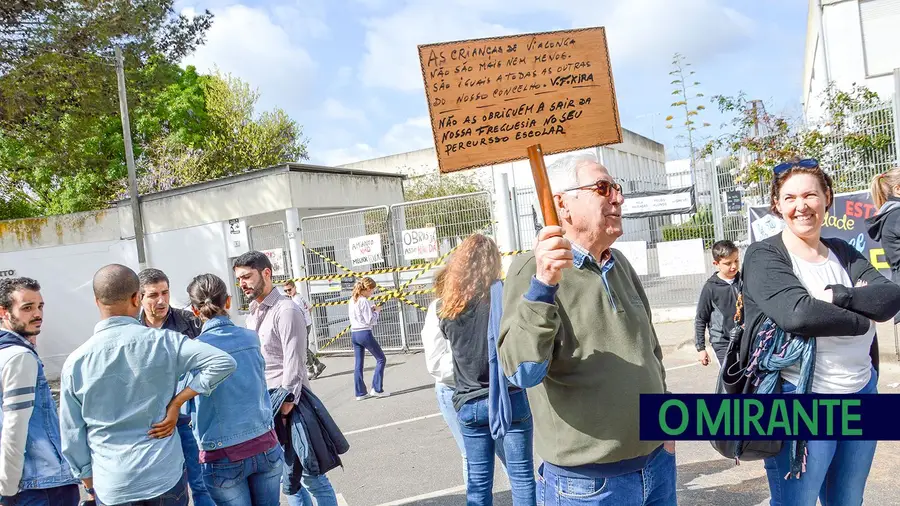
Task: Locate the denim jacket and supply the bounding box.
[0,331,78,492]
[189,316,273,451]
[270,386,348,492]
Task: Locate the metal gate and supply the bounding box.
[389,192,495,349]
[299,206,403,354]
[237,222,294,311]
[296,192,495,355]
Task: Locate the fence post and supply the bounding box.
[708,154,726,241]
[494,172,517,252]
[388,208,409,352]
[893,68,900,164]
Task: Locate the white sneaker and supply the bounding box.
[355,393,370,401]
[370,389,390,398]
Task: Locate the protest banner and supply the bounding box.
[747,190,889,275]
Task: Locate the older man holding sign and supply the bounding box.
[498,153,675,505]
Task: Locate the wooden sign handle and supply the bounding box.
[527,144,560,227]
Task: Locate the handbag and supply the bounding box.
[710,281,783,462]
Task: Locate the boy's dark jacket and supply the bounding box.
[694,273,741,352]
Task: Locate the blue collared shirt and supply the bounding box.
[525,242,618,310]
[59,316,236,504]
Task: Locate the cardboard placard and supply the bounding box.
[402,227,439,260]
[349,234,384,266]
[418,27,621,173]
[260,248,287,276]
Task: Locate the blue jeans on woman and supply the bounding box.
[201,445,283,506]
[351,330,386,397]
[436,383,508,484]
[285,474,339,506]
[457,389,535,506]
[764,368,878,506]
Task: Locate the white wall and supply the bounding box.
[0,240,137,378]
[803,0,899,120]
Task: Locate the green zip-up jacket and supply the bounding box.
[498,247,667,468]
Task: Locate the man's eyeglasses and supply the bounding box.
[773,158,819,175]
[562,180,623,198]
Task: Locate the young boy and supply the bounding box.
[695,240,741,367]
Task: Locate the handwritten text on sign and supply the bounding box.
[349,234,384,267]
[418,27,621,173]
[402,227,439,260]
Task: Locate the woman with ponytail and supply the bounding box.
[186,273,283,506]
[867,168,900,298]
[348,277,389,400]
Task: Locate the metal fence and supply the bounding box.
[239,222,294,311]
[297,192,495,355]
[389,192,495,349]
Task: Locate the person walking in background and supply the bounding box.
[348,278,389,401]
[0,277,80,506]
[694,240,742,368]
[185,273,283,506]
[137,268,213,506]
[740,158,900,505]
[234,252,339,506]
[439,234,535,506]
[499,154,675,506]
[868,168,900,306]
[284,280,326,379]
[60,264,236,506]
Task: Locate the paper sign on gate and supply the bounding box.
[613,241,648,276]
[402,227,439,260]
[657,239,706,278]
[349,234,384,266]
[260,248,287,276]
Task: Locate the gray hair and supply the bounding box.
[546,152,600,194]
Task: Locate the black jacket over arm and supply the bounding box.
[737,234,900,381]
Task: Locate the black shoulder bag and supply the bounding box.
[710,278,783,462]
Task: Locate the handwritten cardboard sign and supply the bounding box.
[418,27,622,174]
[402,227,439,260]
[349,234,384,267]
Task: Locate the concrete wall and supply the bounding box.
[803,0,898,121]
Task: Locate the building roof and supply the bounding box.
[113,162,406,206]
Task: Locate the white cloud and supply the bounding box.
[359,0,756,92]
[335,65,353,87]
[313,115,434,166]
[321,98,368,123]
[181,4,316,113]
[359,3,516,91]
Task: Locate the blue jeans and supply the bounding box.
[201,445,283,506]
[537,447,677,506]
[436,383,509,484]
[285,474,338,506]
[351,330,385,397]
[458,389,535,506]
[97,472,188,506]
[177,421,214,506]
[764,368,878,506]
[0,485,79,506]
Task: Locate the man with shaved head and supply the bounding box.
[59,264,236,506]
[498,154,676,505]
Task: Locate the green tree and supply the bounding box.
[704,84,894,198]
[665,53,710,176]
[0,0,212,217]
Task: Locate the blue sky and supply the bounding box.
[175,0,810,166]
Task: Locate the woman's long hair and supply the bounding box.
[187,273,230,320]
[351,277,377,302]
[871,167,900,209]
[437,234,501,320]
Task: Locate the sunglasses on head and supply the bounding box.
[563,179,623,198]
[773,158,819,175]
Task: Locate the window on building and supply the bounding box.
[860,0,900,76]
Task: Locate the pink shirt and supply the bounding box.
[246,288,310,399]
